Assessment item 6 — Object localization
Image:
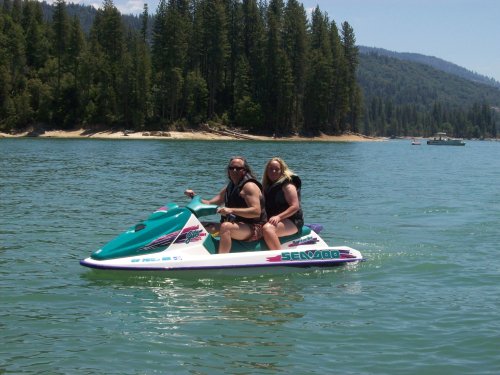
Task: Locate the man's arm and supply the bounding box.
[217,182,261,218]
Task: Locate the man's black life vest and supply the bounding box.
[224,173,267,224]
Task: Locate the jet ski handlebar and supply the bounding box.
[186,195,219,218]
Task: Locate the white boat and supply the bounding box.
[80,197,363,272]
[427,132,465,146]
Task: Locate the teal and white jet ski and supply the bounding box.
[80,196,363,272]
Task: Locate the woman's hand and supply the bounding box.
[268,215,281,226]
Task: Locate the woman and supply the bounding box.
[262,157,304,250]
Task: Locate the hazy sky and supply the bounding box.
[70,0,500,82]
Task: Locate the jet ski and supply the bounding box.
[80,196,363,272]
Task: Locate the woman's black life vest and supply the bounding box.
[224,174,267,224]
[264,175,304,228]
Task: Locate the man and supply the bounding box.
[185,156,267,253]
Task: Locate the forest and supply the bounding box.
[0,0,498,138]
[358,52,499,138]
[0,0,361,136]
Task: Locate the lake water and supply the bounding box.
[1,138,499,374]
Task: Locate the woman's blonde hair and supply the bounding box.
[262,157,295,190]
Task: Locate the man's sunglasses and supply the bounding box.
[228,166,245,172]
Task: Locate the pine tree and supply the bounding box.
[2,0,11,13]
[234,55,263,130]
[87,0,125,125]
[52,0,69,90]
[200,0,229,119]
[0,10,11,130]
[283,0,307,133]
[135,32,152,129]
[240,0,266,131]
[59,16,85,127]
[151,0,191,125]
[184,68,208,125]
[328,20,346,133]
[151,0,168,122]
[23,1,49,70]
[265,0,293,135]
[304,7,332,134]
[140,3,148,43]
[341,21,361,132]
[11,0,21,23]
[220,0,243,121]
[2,6,30,130]
[67,16,84,87]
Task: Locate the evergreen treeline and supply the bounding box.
[0,0,361,135]
[358,52,500,138]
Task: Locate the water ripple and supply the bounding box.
[1,139,500,374]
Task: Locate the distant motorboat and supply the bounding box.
[411,139,421,145]
[427,132,465,146]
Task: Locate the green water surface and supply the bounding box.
[1,138,499,374]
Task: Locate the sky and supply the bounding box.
[65,0,500,82]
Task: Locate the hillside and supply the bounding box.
[358,52,500,109]
[359,46,500,89]
[357,52,500,137]
[38,0,145,34]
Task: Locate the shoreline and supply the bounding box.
[0,129,384,142]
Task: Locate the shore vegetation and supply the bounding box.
[0,0,361,137]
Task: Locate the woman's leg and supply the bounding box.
[263,219,298,250]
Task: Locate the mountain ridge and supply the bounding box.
[359,46,500,89]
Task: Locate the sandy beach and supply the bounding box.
[0,128,383,142]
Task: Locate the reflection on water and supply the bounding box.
[80,270,315,372]
[81,270,307,325]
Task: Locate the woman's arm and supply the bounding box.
[268,183,299,225]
